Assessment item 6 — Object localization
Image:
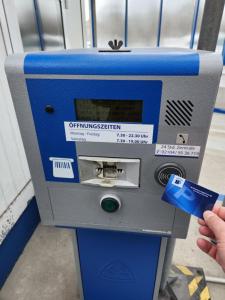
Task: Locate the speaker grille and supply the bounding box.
[165,100,194,126]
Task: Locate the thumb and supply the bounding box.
[203,211,225,241]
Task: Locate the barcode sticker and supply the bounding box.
[49,157,74,178]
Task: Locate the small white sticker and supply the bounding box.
[155,144,200,157]
[176,133,189,145]
[172,175,185,188]
[64,122,153,145]
[49,157,74,178]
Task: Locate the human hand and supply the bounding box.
[197,206,225,271]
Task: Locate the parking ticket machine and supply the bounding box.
[5,48,222,300]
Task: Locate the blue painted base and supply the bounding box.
[76,228,162,300]
[0,197,40,288]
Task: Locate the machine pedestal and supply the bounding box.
[74,228,165,300]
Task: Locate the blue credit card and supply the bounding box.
[162,175,219,219]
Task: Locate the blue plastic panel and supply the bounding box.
[24,51,199,76]
[26,79,162,183]
[76,228,162,300]
[0,198,40,288]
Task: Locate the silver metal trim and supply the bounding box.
[153,237,168,300]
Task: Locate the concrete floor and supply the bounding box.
[1,113,225,300]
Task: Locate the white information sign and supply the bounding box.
[155,144,201,157]
[64,122,154,144]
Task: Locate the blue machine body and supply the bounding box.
[9,48,223,300]
[22,50,200,300]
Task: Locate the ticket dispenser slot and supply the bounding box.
[78,156,140,188]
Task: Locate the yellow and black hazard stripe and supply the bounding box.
[173,265,211,300]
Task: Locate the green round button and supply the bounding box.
[101,197,120,213]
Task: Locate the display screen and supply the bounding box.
[75,99,143,123]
